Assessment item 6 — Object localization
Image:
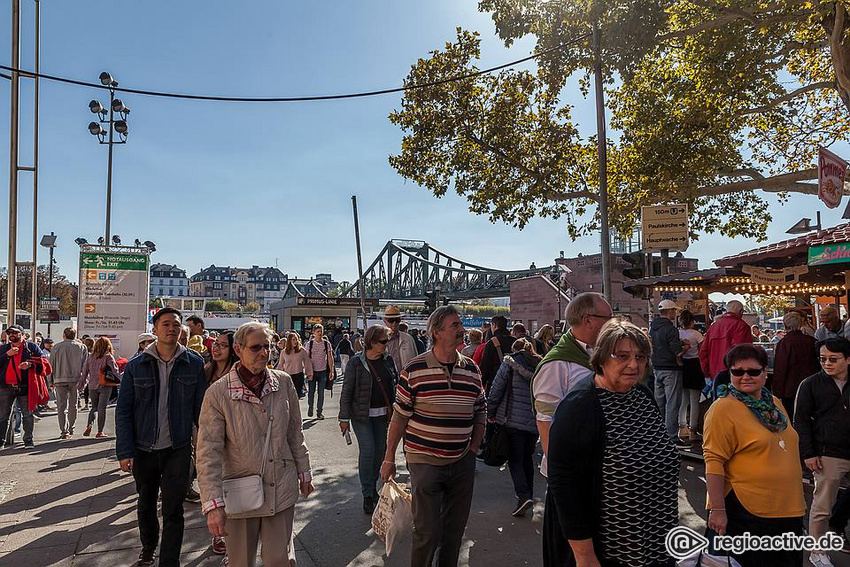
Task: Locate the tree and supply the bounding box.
[243,301,261,313]
[389,1,850,241]
[0,263,77,317]
[206,299,239,313]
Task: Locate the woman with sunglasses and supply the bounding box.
[544,319,679,567]
[277,332,312,399]
[338,324,398,514]
[704,343,805,567]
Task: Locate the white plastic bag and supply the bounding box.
[371,479,413,555]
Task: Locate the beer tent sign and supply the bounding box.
[818,146,848,209]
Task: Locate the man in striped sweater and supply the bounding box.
[380,305,486,567]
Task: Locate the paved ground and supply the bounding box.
[1,384,849,566]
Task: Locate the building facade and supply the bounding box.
[189,265,288,310]
[150,263,189,298]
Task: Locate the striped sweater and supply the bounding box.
[394,350,486,465]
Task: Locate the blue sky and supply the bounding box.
[0,0,846,287]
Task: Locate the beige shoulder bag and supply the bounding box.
[222,407,274,515]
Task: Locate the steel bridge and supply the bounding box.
[341,239,555,300]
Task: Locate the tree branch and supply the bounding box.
[737,81,836,116]
[696,168,821,196]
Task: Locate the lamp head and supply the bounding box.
[143,240,156,252]
[99,72,116,87]
[74,237,88,246]
[89,100,105,114]
[114,120,128,135]
[97,237,105,245]
[40,234,57,248]
[111,99,130,114]
[88,121,102,136]
[134,238,142,247]
[112,235,121,245]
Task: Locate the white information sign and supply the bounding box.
[77,249,150,359]
[641,204,689,251]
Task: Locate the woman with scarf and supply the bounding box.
[487,338,541,518]
[704,343,805,567]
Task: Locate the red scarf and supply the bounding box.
[4,343,23,386]
[236,364,267,398]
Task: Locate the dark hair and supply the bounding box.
[817,337,850,358]
[186,314,205,328]
[153,307,182,325]
[679,310,694,328]
[492,315,508,330]
[724,344,769,370]
[204,331,238,384]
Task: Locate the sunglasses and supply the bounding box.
[729,367,764,377]
[820,356,845,364]
[377,339,389,345]
[245,344,271,353]
[384,318,401,324]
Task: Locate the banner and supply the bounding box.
[742,265,809,285]
[818,146,848,209]
[77,249,150,359]
[808,243,850,266]
[38,297,61,323]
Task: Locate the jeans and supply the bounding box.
[54,383,79,434]
[506,428,538,502]
[308,370,328,414]
[351,416,388,501]
[87,386,112,432]
[132,445,192,567]
[654,369,683,440]
[0,388,33,445]
[408,451,476,567]
[678,388,700,430]
[290,372,305,398]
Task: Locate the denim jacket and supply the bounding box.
[115,346,206,460]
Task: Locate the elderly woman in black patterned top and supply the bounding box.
[543,318,679,567]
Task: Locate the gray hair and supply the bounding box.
[364,325,390,350]
[566,292,606,328]
[427,305,461,343]
[235,322,273,345]
[589,319,652,375]
[783,311,803,331]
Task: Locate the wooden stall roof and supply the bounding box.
[622,268,737,295]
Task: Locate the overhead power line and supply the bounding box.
[0,33,590,103]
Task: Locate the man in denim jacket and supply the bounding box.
[116,307,206,567]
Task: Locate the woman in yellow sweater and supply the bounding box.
[703,343,805,567]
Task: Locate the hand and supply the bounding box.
[380,460,396,482]
[18,361,30,370]
[119,458,134,473]
[207,508,228,537]
[470,443,481,455]
[339,421,350,435]
[299,481,315,498]
[707,509,727,536]
[9,346,19,356]
[805,456,823,472]
[575,556,602,567]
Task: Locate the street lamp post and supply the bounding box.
[88,72,130,246]
[39,232,56,338]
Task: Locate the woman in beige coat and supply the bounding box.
[197,322,313,567]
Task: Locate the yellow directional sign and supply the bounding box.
[641,204,689,252]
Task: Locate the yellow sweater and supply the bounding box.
[703,396,806,518]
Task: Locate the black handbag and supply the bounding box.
[482,366,512,467]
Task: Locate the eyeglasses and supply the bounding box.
[588,314,614,320]
[820,356,845,364]
[377,339,389,345]
[245,344,271,353]
[729,367,764,377]
[384,318,401,324]
[212,342,229,350]
[609,353,648,364]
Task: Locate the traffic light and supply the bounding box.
[622,253,645,280]
[424,291,437,312]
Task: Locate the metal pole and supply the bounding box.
[47,239,53,339]
[105,89,115,245]
[661,248,670,275]
[593,20,613,305]
[351,196,368,331]
[7,0,21,328]
[30,0,40,337]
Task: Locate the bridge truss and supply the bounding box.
[342,239,555,301]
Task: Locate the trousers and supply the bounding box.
[308,370,328,413]
[351,416,388,501]
[811,456,850,542]
[654,369,683,440]
[0,387,33,445]
[54,383,79,434]
[226,506,296,567]
[87,386,112,432]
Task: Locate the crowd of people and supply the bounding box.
[5,294,850,567]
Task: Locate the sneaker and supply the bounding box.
[23,441,34,449]
[511,498,534,517]
[185,487,201,503]
[810,552,835,567]
[307,408,313,418]
[317,413,325,420]
[60,432,68,439]
[136,547,155,567]
[95,432,108,439]
[83,426,92,437]
[68,427,75,436]
[211,536,227,555]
